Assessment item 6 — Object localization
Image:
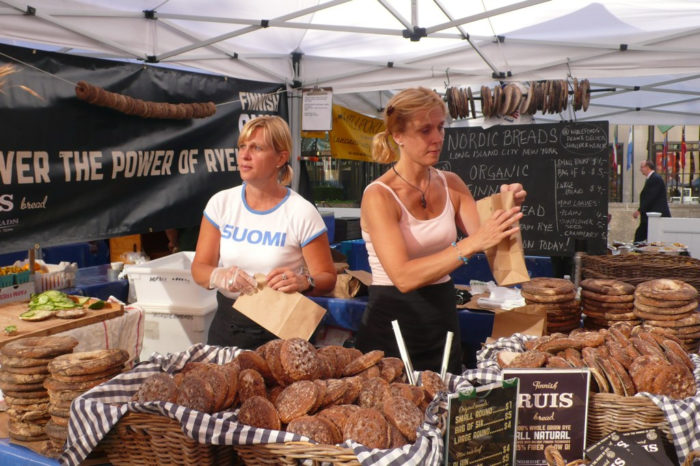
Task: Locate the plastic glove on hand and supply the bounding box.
[209,266,258,295]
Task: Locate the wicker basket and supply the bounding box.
[98,412,362,466]
[587,392,672,446]
[99,412,240,465]
[235,441,360,465]
[581,253,700,290]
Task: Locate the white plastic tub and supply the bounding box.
[138,301,217,359]
[125,251,216,308]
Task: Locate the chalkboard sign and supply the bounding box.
[438,121,609,256]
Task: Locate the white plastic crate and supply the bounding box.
[138,301,217,360]
[12,260,76,293]
[125,251,217,308]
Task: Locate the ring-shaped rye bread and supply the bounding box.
[468,87,476,119]
[641,312,700,328]
[636,279,698,301]
[521,277,575,296]
[2,336,78,359]
[48,349,128,376]
[634,292,695,308]
[634,299,698,315]
[580,279,635,296]
[522,290,576,303]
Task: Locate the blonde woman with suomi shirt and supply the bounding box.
[191,115,336,349]
[356,87,526,374]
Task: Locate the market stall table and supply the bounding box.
[0,303,144,465]
[0,434,58,466]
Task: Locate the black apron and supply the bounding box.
[355,280,463,375]
[207,292,277,350]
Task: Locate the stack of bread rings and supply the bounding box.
[521,277,580,334]
[0,336,78,447]
[580,279,639,330]
[42,349,129,452]
[633,279,700,353]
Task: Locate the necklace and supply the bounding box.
[392,164,430,208]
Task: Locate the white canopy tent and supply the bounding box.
[2,0,700,125]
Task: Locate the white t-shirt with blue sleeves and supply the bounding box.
[204,183,326,280]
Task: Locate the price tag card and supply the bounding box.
[444,379,519,466]
[502,368,590,465]
[586,429,676,466]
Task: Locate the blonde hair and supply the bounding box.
[371,87,446,164]
[238,115,294,185]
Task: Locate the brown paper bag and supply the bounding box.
[233,274,326,341]
[475,191,530,286]
[325,269,371,299]
[327,273,361,299]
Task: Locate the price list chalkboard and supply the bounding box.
[438,121,609,256]
[445,379,519,466]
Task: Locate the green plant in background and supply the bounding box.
[312,185,345,201]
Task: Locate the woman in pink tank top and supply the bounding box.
[355,87,526,374]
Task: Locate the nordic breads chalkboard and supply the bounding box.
[438,121,609,256]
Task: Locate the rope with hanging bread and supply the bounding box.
[75,80,216,119]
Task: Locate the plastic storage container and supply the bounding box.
[319,209,335,243]
[335,239,370,272]
[138,302,217,360]
[125,251,217,308]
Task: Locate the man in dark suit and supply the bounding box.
[633,160,671,242]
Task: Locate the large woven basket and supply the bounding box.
[581,253,700,290]
[99,412,362,466]
[587,392,672,446]
[99,412,240,465]
[235,441,360,465]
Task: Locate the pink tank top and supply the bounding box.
[362,169,457,286]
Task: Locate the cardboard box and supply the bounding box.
[0,281,36,305]
[459,287,546,339]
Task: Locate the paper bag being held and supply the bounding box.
[476,191,530,287]
[233,274,326,341]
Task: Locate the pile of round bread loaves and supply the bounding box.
[580,278,639,329]
[133,338,448,449]
[43,348,129,452]
[521,277,581,334]
[497,322,697,400]
[0,336,79,445]
[632,278,700,353]
[0,335,129,457]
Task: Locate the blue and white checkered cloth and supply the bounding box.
[471,333,700,464]
[60,344,475,466]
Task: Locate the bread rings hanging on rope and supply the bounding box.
[75,80,216,119]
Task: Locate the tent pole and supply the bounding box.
[289,85,302,193]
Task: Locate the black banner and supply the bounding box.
[0,44,287,254]
[439,121,609,256]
